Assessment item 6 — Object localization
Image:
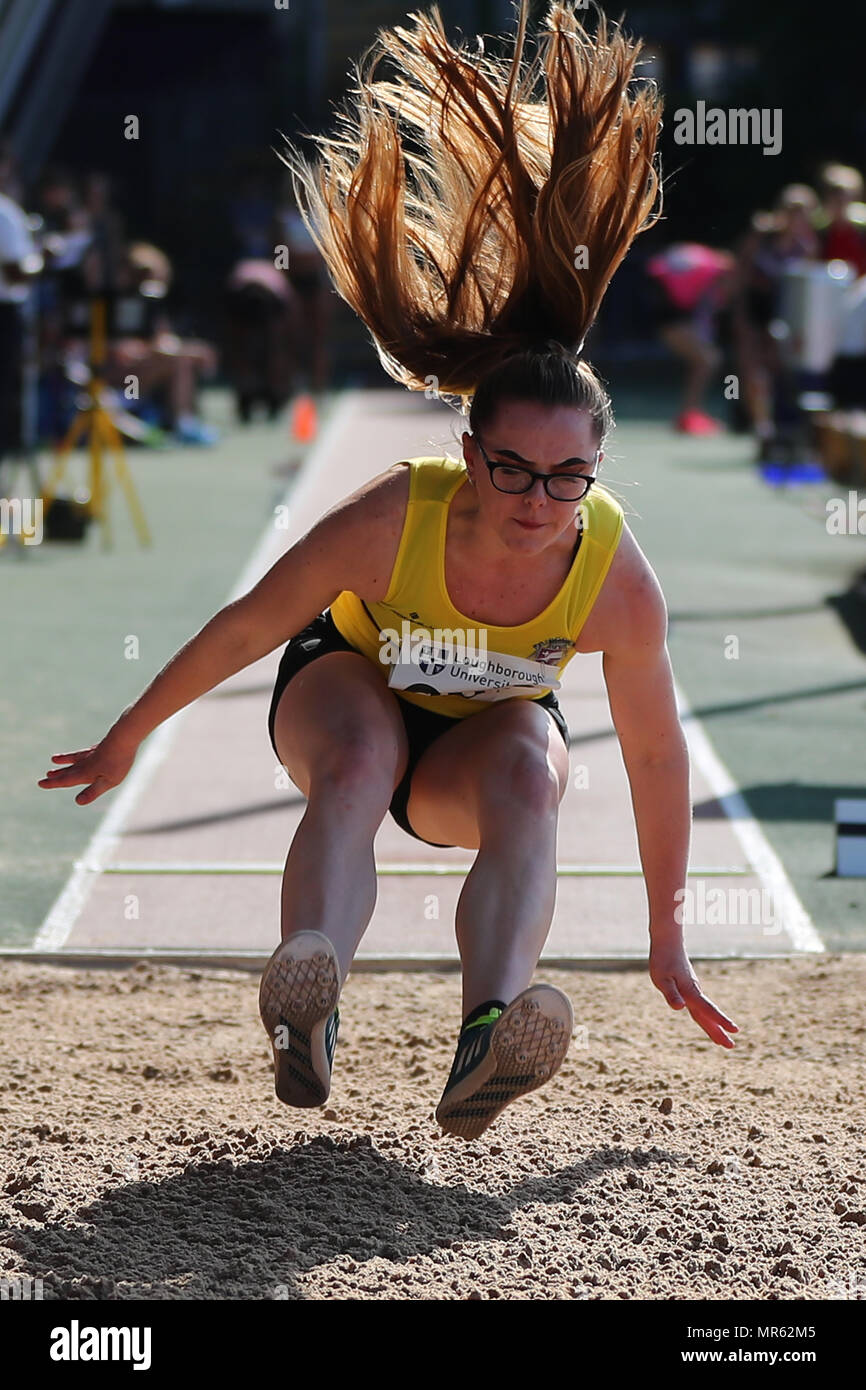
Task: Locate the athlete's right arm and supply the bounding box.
[37,464,410,804]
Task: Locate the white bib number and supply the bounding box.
[385,638,559,703]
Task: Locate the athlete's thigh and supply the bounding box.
[272,651,409,800]
[405,699,570,850]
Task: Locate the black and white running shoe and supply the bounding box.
[435,985,573,1140]
[258,930,341,1107]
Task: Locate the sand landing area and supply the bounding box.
[1,954,864,1324]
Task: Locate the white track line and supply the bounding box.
[0,949,794,969]
[675,678,825,953]
[33,392,363,951]
[94,861,749,876]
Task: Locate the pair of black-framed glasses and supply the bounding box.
[473,435,599,502]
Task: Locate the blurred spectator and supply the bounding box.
[26,168,95,442]
[731,186,820,457]
[645,242,736,434]
[827,274,866,409]
[78,171,128,298]
[30,169,89,363]
[99,243,219,444]
[0,140,40,462]
[0,134,25,205]
[772,184,821,262]
[273,175,332,393]
[815,163,866,277]
[33,166,86,235]
[222,259,299,422]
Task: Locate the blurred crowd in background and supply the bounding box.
[2,126,866,476]
[642,162,866,455]
[0,136,332,465]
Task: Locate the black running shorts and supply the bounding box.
[267,608,571,849]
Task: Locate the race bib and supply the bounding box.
[385,636,560,703]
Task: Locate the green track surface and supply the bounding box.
[2,385,864,948]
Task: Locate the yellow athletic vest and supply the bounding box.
[328,455,623,719]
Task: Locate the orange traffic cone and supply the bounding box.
[291,393,318,442]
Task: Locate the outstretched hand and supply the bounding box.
[649,941,739,1048]
[37,734,137,806]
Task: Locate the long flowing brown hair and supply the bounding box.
[276,0,663,437]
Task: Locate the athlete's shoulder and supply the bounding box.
[388,454,465,503]
[326,456,465,601]
[321,457,430,602]
[332,453,455,521]
[370,453,459,491]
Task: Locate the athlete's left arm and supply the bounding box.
[601,528,738,1049]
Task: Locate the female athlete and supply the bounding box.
[38,1,737,1141]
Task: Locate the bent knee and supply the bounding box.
[481,738,561,814]
[314,726,401,790]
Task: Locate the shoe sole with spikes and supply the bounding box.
[258,931,341,1107]
[435,984,574,1140]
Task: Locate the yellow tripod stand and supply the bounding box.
[38,298,152,550]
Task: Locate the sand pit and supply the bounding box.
[1,955,864,1301]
